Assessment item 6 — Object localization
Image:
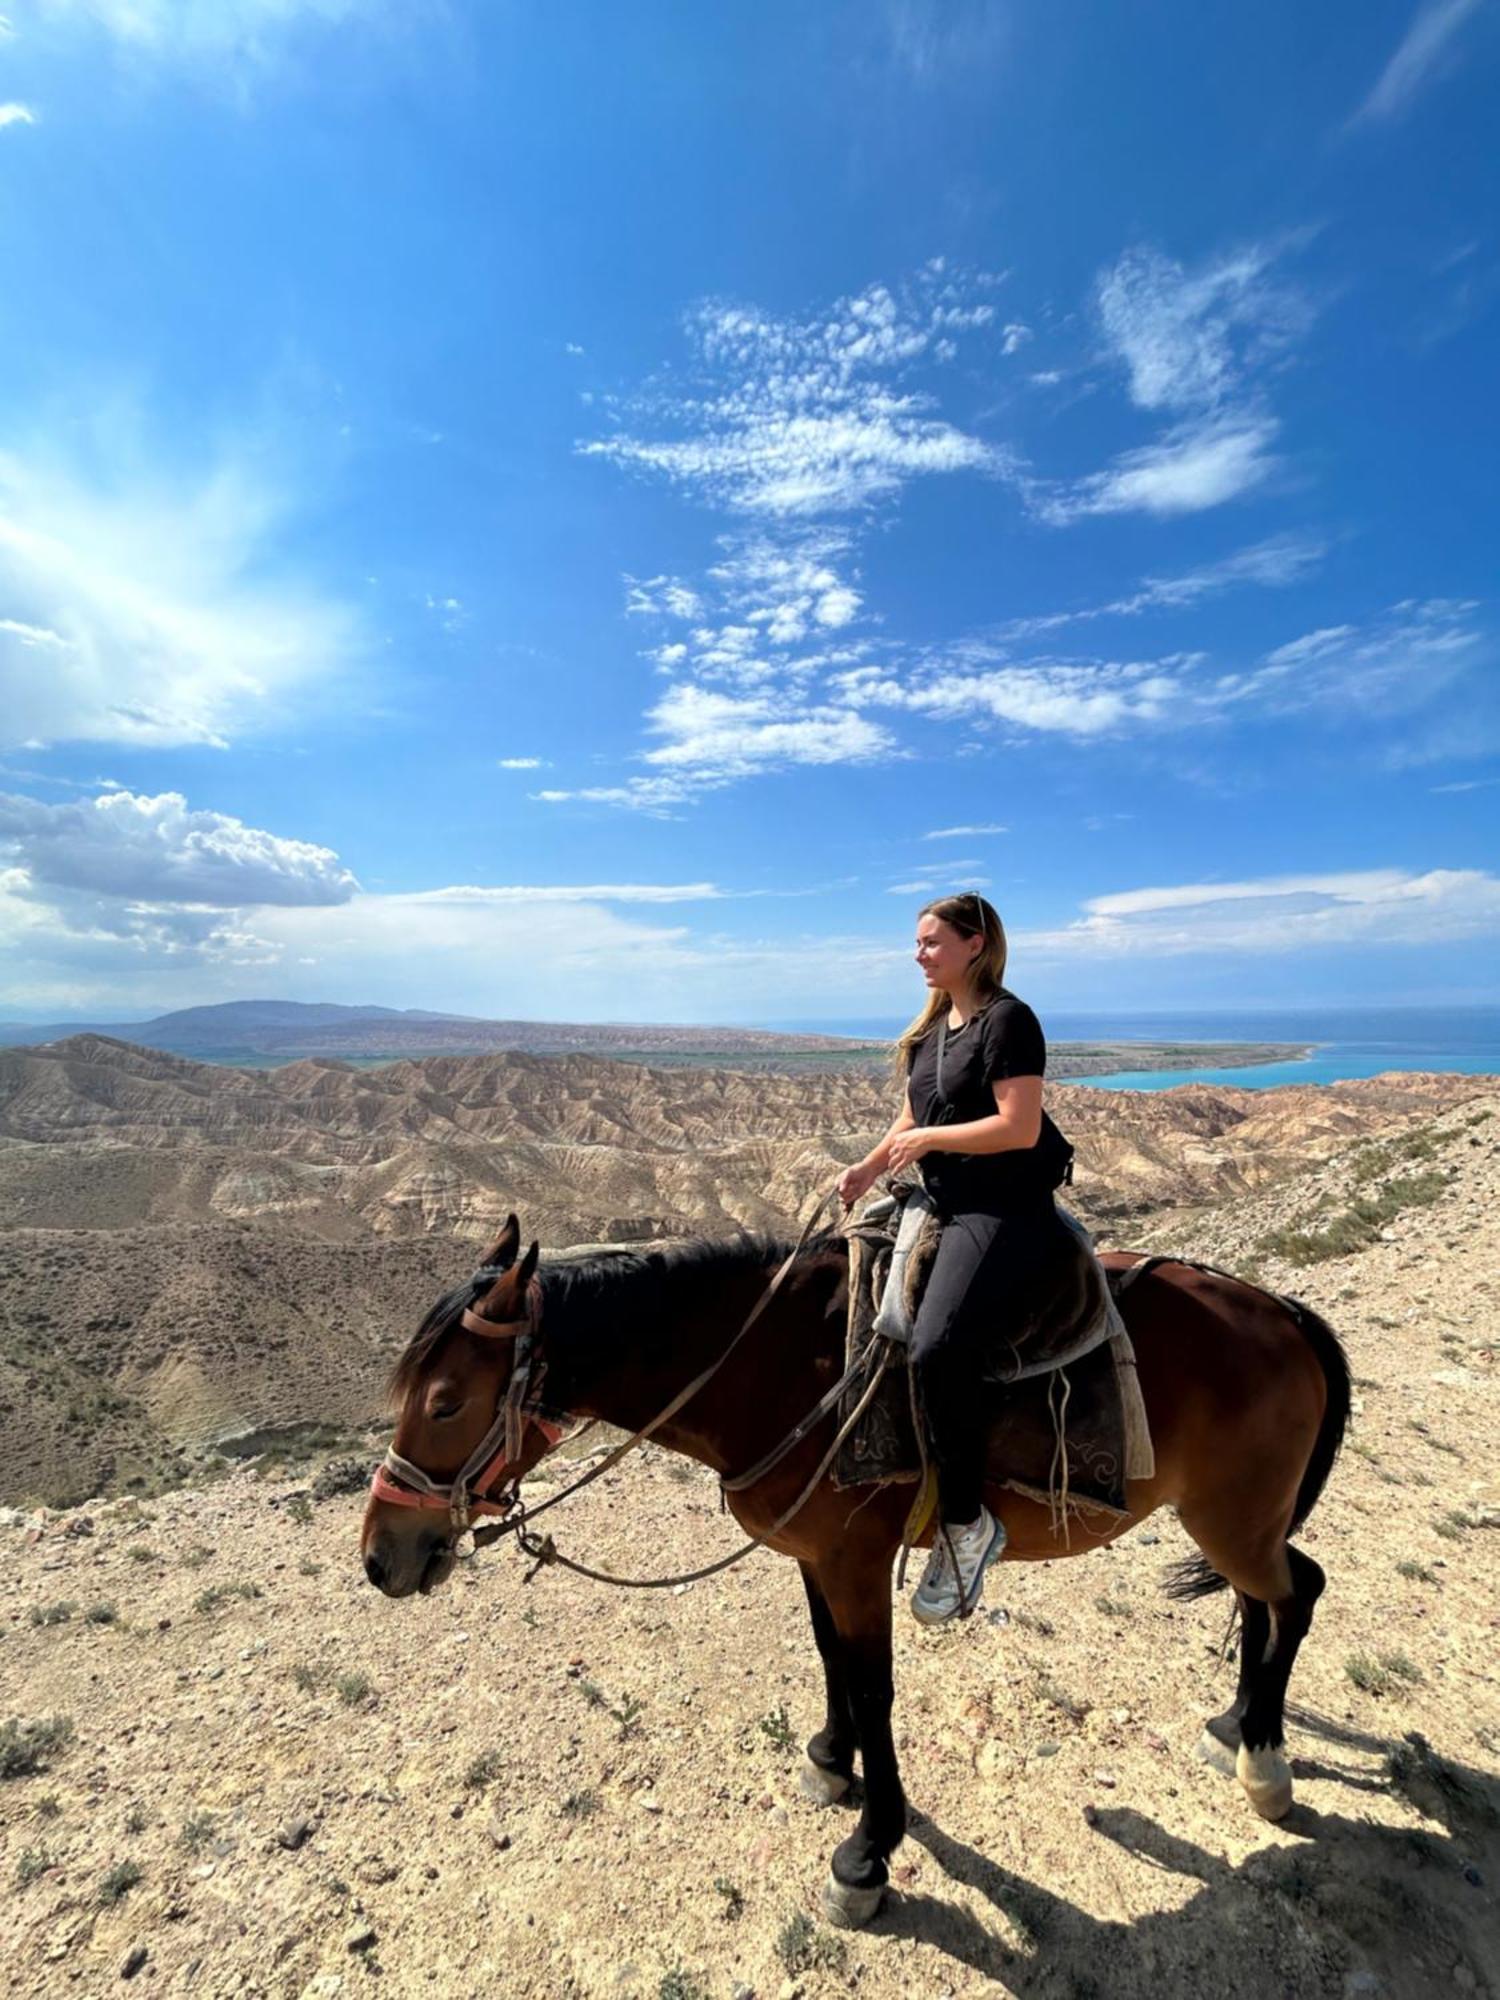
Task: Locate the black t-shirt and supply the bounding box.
[906,990,1070,1211]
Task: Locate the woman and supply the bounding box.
[836,892,1075,1625]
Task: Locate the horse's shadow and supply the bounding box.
[871,1713,1499,1999]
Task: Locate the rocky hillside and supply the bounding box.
[0,1092,1496,1998]
[0,1036,1493,1509]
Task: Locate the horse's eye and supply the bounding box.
[430,1400,464,1422]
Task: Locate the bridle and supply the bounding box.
[368,1190,857,1578]
[370,1270,565,1536]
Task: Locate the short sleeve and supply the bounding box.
[982,997,1045,1083]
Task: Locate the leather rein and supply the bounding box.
[370,1189,848,1572]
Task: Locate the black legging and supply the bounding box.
[910,1198,1073,1525]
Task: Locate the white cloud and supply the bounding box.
[0,787,357,906]
[1036,238,1310,525]
[922,823,1007,839]
[1041,414,1279,522]
[888,880,938,895]
[836,655,1181,739]
[0,440,359,749]
[0,102,35,126]
[1349,0,1483,125]
[1020,864,1500,959]
[1000,323,1032,356]
[497,756,546,770]
[1215,598,1485,719]
[1001,532,1326,637]
[1096,244,1303,413]
[580,268,1009,517]
[642,683,895,776]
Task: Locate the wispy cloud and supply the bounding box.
[0,433,359,750]
[835,654,1182,739]
[1037,240,1311,524]
[497,756,547,771]
[0,101,35,127]
[1348,0,1484,127]
[579,266,1010,517]
[923,823,1008,839]
[1020,864,1500,959]
[1000,533,1326,637]
[1039,414,1281,522]
[1430,776,1500,794]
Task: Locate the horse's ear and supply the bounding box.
[481,1214,521,1268]
[472,1238,541,1324]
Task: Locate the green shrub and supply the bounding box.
[28,1601,77,1628]
[98,1860,143,1904]
[312,1457,369,1502]
[0,1716,75,1780]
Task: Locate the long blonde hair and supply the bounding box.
[894,892,1009,1077]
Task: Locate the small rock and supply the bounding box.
[120,1946,148,1980]
[278,1817,314,1851]
[1462,1863,1483,1887]
[731,1986,756,2000]
[1452,1967,1476,1993]
[344,1926,377,1955]
[449,1804,463,1821]
[777,1983,803,2000]
[65,1515,96,1538]
[1035,1742,1060,1758]
[637,1797,662,1815]
[1093,1770,1117,1788]
[1344,1970,1382,1996]
[423,1865,439,1880]
[487,1823,512,1849]
[1138,1531,1160,1546]
[985,1606,1010,1627]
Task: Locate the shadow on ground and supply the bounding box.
[875,1709,1499,2000]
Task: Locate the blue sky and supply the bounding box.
[0,0,1497,1025]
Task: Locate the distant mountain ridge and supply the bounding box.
[0,998,881,1060]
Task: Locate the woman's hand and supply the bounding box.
[836,1159,882,1209]
[886,1127,936,1173]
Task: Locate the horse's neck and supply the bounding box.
[550,1252,839,1476]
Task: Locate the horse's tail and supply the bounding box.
[1163,1292,1352,1603]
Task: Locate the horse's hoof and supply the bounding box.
[1236,1742,1293,1821]
[823,1871,885,1929]
[799,1758,851,1806]
[1197,1726,1238,1779]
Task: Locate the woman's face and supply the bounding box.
[915,913,980,994]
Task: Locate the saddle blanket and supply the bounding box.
[835,1188,1154,1516]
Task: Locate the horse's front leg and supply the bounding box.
[799,1562,856,1804]
[812,1556,905,1928]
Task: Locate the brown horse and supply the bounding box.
[361,1211,1349,1928]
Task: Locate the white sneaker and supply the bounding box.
[910,1508,1007,1626]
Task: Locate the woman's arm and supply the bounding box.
[928,1075,1043,1153]
[837,1089,917,1205]
[890,1076,1042,1168]
[860,1087,917,1174]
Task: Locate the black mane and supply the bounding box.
[388,1228,844,1406]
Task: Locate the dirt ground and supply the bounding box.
[2,1100,1497,2000]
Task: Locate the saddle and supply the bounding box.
[837,1186,1154,1520]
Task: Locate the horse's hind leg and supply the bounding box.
[1236,1546,1325,1819]
[1199,1592,1271,1777]
[799,1563,855,1806]
[1181,1506,1326,1821]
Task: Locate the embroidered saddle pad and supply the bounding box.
[835,1188,1153,1516]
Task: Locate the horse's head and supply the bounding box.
[361,1214,561,1599]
